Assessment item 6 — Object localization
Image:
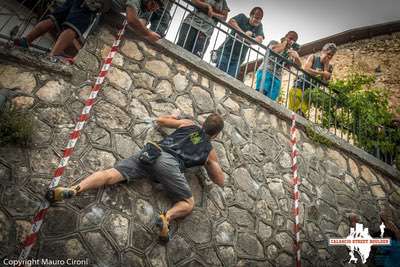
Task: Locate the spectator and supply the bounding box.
[112,0,165,42]
[177,0,229,58]
[256,31,301,101]
[139,0,174,37]
[14,0,112,62]
[288,42,337,115]
[216,7,264,78]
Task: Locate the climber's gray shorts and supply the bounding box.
[114,151,192,202]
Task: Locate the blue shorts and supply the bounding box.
[255,69,282,101]
[47,0,95,42]
[114,151,193,203]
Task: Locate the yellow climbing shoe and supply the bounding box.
[155,212,170,242]
[45,185,80,203]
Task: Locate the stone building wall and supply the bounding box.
[330,32,400,115]
[0,24,400,267]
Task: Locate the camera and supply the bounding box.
[291,42,300,51]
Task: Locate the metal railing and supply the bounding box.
[149,0,398,167]
[251,49,398,166]
[268,51,398,166]
[144,0,268,74]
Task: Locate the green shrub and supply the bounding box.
[306,73,400,164]
[0,107,34,146]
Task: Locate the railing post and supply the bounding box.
[259,48,270,96]
[234,38,245,78]
[250,46,261,88]
[284,66,292,108]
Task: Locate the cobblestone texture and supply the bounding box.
[0,25,399,266]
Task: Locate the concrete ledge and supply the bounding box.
[0,43,73,77]
[152,38,400,181]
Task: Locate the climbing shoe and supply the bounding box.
[45,185,80,203]
[13,37,30,49]
[155,211,170,242]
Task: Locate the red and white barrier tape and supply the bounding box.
[290,112,301,267]
[18,20,128,263]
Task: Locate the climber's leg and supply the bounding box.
[77,168,124,191]
[156,197,194,242]
[166,197,194,221]
[149,152,194,241]
[45,168,123,202]
[46,152,149,203]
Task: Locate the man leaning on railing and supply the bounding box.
[112,0,165,42]
[256,31,301,101]
[215,7,264,78]
[177,0,230,58]
[288,42,337,116]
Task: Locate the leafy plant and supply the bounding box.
[305,73,400,165]
[305,124,333,147]
[0,107,34,146]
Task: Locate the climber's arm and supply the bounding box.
[155,116,193,129]
[205,149,224,186]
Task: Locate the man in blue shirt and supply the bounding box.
[216,7,264,78]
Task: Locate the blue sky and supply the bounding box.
[163,0,399,62]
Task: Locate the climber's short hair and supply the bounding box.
[203,113,224,137]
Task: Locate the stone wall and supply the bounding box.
[0,24,400,267]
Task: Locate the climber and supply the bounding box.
[45,113,225,242]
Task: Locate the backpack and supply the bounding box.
[83,0,112,13]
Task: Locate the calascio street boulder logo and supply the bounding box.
[329,223,391,264]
